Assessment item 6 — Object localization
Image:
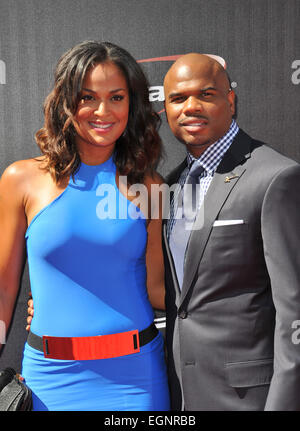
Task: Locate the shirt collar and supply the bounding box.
[187,120,239,174]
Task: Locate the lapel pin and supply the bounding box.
[225,174,239,183]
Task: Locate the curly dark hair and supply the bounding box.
[35,40,162,184]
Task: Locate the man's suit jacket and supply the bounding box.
[163,129,300,411]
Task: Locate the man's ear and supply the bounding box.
[163,100,169,123]
[228,90,236,116]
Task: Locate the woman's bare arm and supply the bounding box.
[145,173,165,311]
[0,162,28,351]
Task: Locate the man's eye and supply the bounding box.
[201,92,214,98]
[170,97,185,103]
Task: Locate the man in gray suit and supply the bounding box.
[163,53,300,411]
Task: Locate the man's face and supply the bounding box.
[164,55,235,158]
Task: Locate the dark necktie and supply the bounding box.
[169,162,204,289]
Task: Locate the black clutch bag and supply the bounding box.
[0,368,32,411]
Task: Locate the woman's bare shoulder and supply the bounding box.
[2,157,45,178]
[0,157,47,191]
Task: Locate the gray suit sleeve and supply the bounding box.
[262,164,300,410]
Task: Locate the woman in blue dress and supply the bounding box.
[0,41,170,411]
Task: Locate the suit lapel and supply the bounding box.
[180,130,252,304]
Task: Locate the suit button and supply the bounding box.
[178,310,188,319]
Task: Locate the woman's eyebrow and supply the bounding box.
[81,87,127,93]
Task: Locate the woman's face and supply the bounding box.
[73,61,129,157]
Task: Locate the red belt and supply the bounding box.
[27,323,158,360]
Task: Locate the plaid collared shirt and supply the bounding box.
[166,120,239,239]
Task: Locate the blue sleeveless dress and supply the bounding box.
[21,155,170,411]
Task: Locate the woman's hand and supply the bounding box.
[26,295,34,332]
